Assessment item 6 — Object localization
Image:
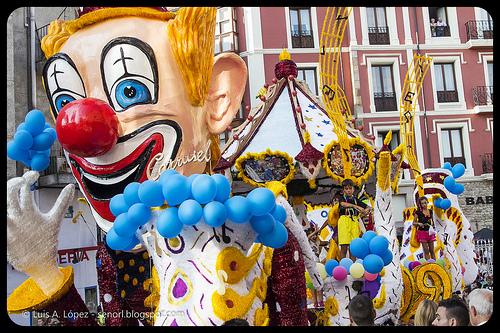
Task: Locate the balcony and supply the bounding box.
[436,90,458,103]
[368,26,390,45]
[374,92,397,111]
[38,148,77,187]
[291,30,314,48]
[465,20,494,48]
[481,153,493,174]
[431,25,451,37]
[473,86,493,106]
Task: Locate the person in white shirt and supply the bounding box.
[467,288,493,326]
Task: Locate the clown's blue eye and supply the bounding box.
[55,94,76,112]
[114,79,152,110]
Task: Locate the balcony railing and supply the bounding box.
[35,23,49,63]
[481,153,493,174]
[291,30,314,48]
[40,149,72,177]
[473,86,493,106]
[437,90,459,103]
[466,20,494,41]
[374,92,397,111]
[368,26,390,45]
[444,156,466,167]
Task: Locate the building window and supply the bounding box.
[290,8,314,48]
[372,65,397,111]
[297,67,318,95]
[428,7,450,37]
[377,130,400,151]
[441,128,466,167]
[214,7,238,54]
[367,7,389,45]
[434,63,458,103]
[473,61,493,106]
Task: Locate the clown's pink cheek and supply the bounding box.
[56,98,119,157]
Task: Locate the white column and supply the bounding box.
[242,7,266,108]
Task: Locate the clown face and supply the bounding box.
[43,14,246,231]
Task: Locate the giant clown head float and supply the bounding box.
[41,7,247,232]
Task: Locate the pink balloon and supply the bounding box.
[364,271,378,281]
[333,266,348,280]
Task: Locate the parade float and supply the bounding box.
[6,6,479,327]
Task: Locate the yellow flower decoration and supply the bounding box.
[254,303,269,326]
[372,284,386,309]
[322,137,375,186]
[324,296,339,317]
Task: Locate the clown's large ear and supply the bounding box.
[204,52,247,134]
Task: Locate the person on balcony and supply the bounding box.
[430,18,437,36]
[436,17,447,36]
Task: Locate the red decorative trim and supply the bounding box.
[275,60,298,79]
[213,157,232,171]
[295,142,324,162]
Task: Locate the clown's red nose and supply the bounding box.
[56,98,119,157]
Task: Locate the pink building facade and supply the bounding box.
[216,7,493,232]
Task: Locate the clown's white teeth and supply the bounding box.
[82,165,139,185]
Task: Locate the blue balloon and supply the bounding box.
[185,174,199,198]
[349,238,370,259]
[122,236,140,251]
[450,183,464,195]
[369,235,389,256]
[271,204,287,224]
[17,122,26,131]
[138,180,165,207]
[443,162,452,171]
[434,197,443,209]
[355,258,364,265]
[363,254,384,274]
[30,153,50,171]
[203,201,227,227]
[247,188,276,216]
[109,194,129,217]
[178,199,203,225]
[113,213,136,237]
[40,149,51,157]
[159,169,178,184]
[225,196,252,223]
[259,220,288,249]
[452,163,465,179]
[325,259,339,276]
[24,110,46,136]
[250,213,276,235]
[212,173,231,202]
[443,176,456,193]
[191,174,217,204]
[43,127,57,141]
[162,174,190,206]
[14,130,33,150]
[340,257,354,271]
[157,207,184,238]
[127,203,152,227]
[7,141,29,162]
[381,249,393,266]
[362,230,377,244]
[31,132,55,151]
[44,123,52,129]
[440,198,452,210]
[106,228,135,251]
[123,182,141,206]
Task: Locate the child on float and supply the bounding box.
[337,178,372,260]
[413,196,436,260]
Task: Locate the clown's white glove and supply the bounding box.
[7,171,75,296]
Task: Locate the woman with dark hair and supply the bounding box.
[413,196,436,260]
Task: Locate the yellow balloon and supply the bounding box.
[316,263,327,280]
[349,263,365,279]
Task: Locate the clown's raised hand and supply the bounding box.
[7,171,75,296]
